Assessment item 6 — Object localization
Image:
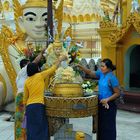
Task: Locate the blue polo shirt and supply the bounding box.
[95,70,119,100]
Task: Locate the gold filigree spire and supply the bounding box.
[22,0,48,9]
[0,0,3,13]
[55,0,64,35]
[53,34,63,48]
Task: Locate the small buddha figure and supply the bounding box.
[43,38,68,89]
[3,1,10,12]
[45,39,65,68]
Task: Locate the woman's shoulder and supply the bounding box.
[110,72,117,78]
[108,72,119,85]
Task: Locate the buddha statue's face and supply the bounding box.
[3,1,10,11]
[53,47,62,56]
[19,7,47,40]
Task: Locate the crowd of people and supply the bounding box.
[15,49,120,140]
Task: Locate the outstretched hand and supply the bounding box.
[58,55,68,62]
[73,63,82,68]
[55,55,68,67]
[100,98,110,109]
[41,47,47,54]
[102,103,109,109]
[32,47,46,64]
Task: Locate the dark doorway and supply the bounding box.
[130,45,140,88]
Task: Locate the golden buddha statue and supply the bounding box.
[43,37,66,89]
[45,39,64,68]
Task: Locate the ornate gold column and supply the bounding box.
[97,21,117,60]
[98,21,124,84]
[0,74,7,105]
[0,27,17,96]
[121,0,133,23]
[115,44,124,86]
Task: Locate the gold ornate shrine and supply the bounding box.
[45,95,98,139]
[45,95,98,117]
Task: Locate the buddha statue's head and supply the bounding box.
[3,1,10,11]
[19,0,49,40]
[53,39,63,56]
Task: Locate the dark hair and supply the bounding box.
[20,59,29,69]
[27,63,39,76]
[102,58,116,71]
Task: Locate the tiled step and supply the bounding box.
[118,103,140,113]
[118,91,140,113]
[124,91,140,104]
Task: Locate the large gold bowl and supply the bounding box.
[53,83,83,97]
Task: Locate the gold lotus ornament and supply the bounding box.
[53,83,83,97]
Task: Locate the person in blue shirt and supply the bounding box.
[77,58,120,140]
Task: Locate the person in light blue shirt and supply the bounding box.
[77,58,120,140]
[96,68,119,101]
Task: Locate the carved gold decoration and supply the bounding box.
[64,0,73,7]
[100,21,117,28]
[45,95,98,118]
[0,74,7,105]
[63,24,72,39]
[13,0,24,39]
[108,12,140,44]
[63,13,102,23]
[55,0,64,35]
[0,26,17,96]
[22,0,48,9]
[53,83,83,97]
[53,38,63,48]
[0,0,2,13]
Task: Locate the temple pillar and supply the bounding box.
[97,22,117,60]
[98,22,125,85]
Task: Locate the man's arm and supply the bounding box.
[32,48,46,64]
[41,55,67,79]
